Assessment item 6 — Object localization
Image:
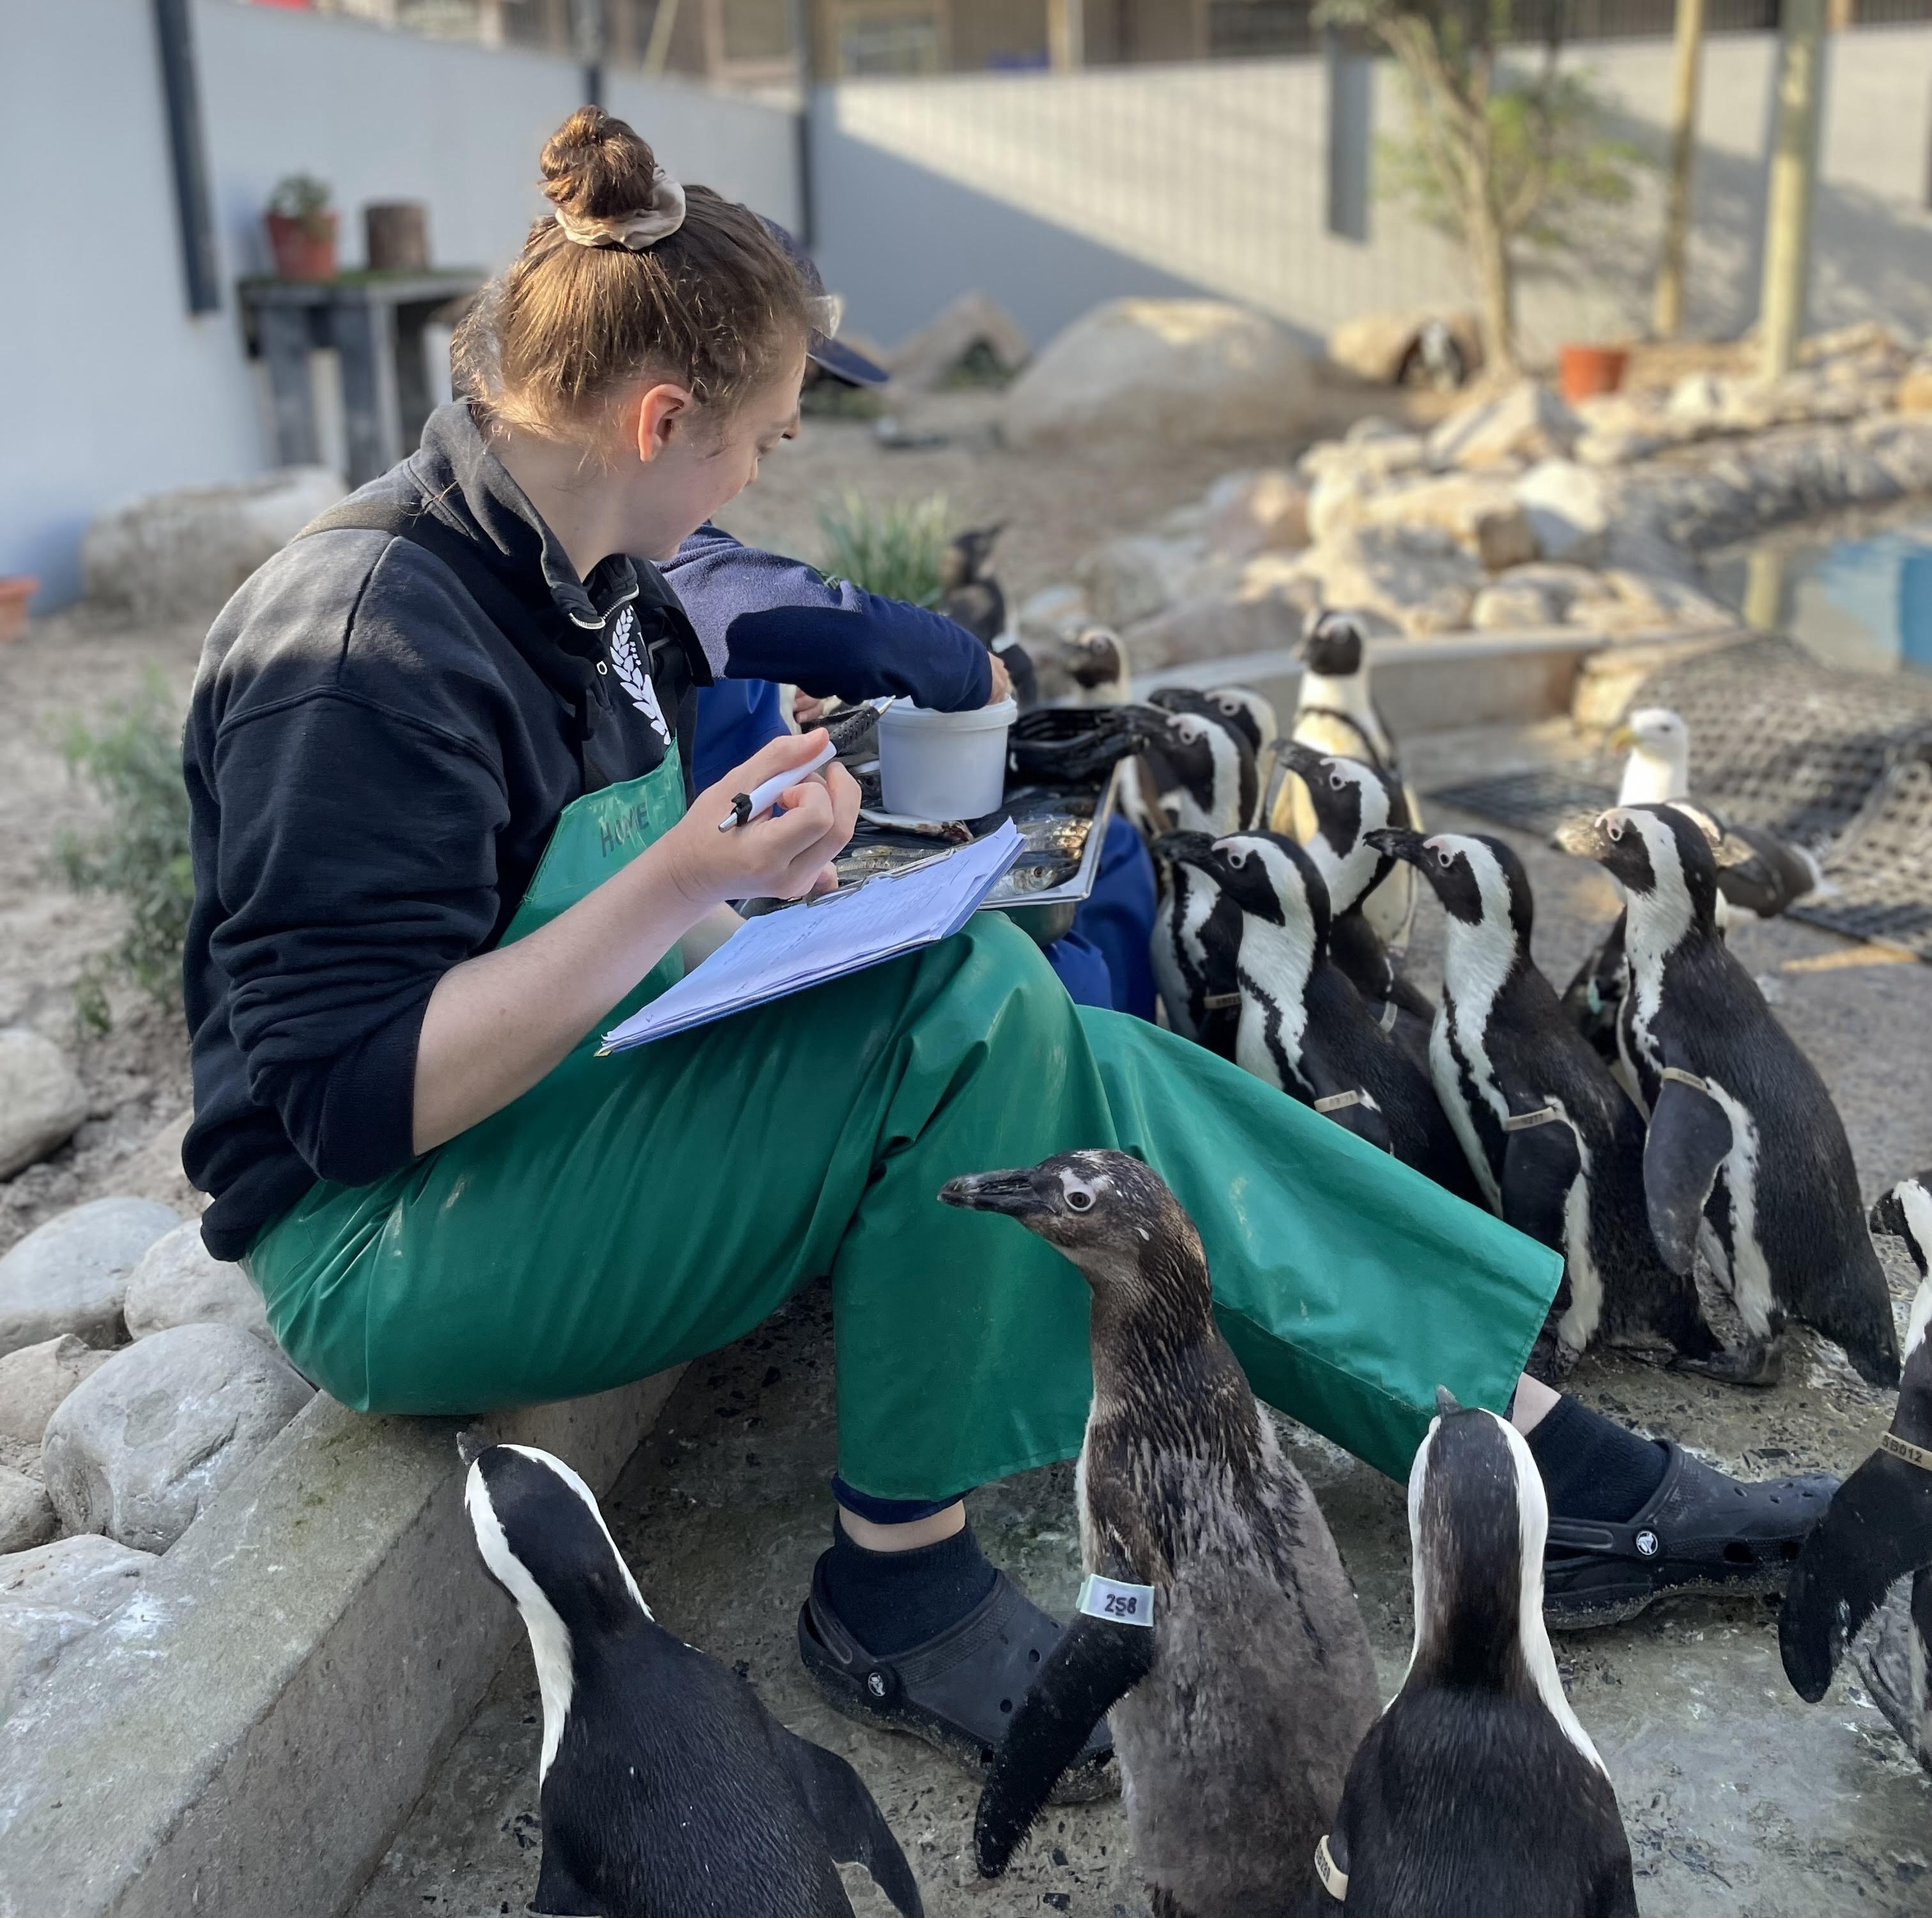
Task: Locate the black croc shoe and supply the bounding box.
[1544,1442,1837,1630]
[798,1554,1119,1802]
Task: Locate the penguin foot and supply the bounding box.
[798,1556,1119,1802]
[1544,1443,1837,1630]
[1672,1333,1784,1388]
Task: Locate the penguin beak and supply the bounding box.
[939,1167,1052,1220]
[1553,814,1613,860]
[1277,741,1332,783]
[1363,826,1426,865]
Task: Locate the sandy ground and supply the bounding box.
[352,723,1932,1918]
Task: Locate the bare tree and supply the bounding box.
[1320,0,1643,373]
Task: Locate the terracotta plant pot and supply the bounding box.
[266,210,339,282]
[0,576,39,644]
[1559,343,1629,406]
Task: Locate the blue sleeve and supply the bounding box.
[666,525,993,712]
[693,677,788,791]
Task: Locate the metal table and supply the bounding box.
[239,269,484,483]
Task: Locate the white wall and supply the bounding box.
[0,0,800,606]
[811,31,1932,364]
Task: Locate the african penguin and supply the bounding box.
[1184,830,1485,1202]
[1135,705,1259,838]
[1781,1167,1932,1772]
[1368,827,1720,1374]
[941,1152,1379,1918]
[1311,1390,1639,1917]
[1147,830,1243,1051]
[464,1443,924,1918]
[1558,803,1900,1389]
[1149,680,1280,762]
[1274,611,1420,950]
[938,525,1006,648]
[1028,624,1129,709]
[1272,740,1436,1067]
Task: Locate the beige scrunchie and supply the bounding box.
[553,167,687,251]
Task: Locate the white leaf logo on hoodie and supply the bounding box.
[609,607,670,744]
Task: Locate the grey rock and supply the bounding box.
[0,1197,179,1359]
[0,1029,87,1179]
[1516,459,1610,565]
[1003,298,1317,449]
[0,1335,114,1471]
[80,465,346,618]
[40,1324,312,1553]
[1427,381,1580,470]
[0,1466,56,1553]
[124,1222,270,1343]
[1471,582,1558,631]
[0,1532,155,1717]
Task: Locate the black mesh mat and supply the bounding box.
[1427,638,1932,960]
[1429,768,1618,838]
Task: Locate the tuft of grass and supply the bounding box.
[56,672,194,1021]
[816,490,949,609]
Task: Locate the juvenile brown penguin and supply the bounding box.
[1311,1391,1638,1916]
[942,1151,1379,1918]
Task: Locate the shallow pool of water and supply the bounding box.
[1705,513,1932,677]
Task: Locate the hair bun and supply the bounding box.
[540,107,660,220]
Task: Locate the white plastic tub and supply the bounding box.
[877,696,1017,822]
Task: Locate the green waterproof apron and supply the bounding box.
[252,755,1561,1492]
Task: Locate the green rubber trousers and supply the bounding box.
[250,914,1560,1494]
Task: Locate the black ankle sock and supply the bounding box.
[823,1517,999,1656]
[1524,1394,1670,1524]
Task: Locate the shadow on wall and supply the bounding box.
[808,118,1255,356]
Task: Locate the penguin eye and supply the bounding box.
[1227,850,1249,870]
[1436,849,1454,869]
[1329,772,1346,790]
[1607,820,1625,842]
[1059,1170,1097,1213]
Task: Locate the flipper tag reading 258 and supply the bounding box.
[1077,1574,1155,1626]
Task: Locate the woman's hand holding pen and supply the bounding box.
[664,730,859,906]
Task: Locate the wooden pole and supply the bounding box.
[643,0,682,72]
[1048,0,1084,70]
[1652,0,1705,339]
[1758,0,1827,379]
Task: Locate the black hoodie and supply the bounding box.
[182,403,710,1259]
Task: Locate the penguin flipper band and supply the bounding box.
[1315,1832,1349,1900]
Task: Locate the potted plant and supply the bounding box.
[1558,342,1631,404]
[0,576,38,645]
[265,174,337,282]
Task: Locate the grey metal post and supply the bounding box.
[258,307,320,466]
[152,0,220,314]
[335,298,402,485]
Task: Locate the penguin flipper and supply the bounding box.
[769,1724,926,1918]
[1781,1444,1932,1703]
[535,1840,606,1917]
[974,1611,1153,1878]
[1642,1076,1733,1275]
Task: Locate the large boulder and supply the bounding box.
[123,1222,270,1343]
[1327,309,1482,387]
[887,291,1031,392]
[1204,469,1308,560]
[1289,525,1483,637]
[0,1533,156,1718]
[0,1030,87,1179]
[1002,299,1317,450]
[40,1323,312,1553]
[1515,459,1611,564]
[0,1198,179,1360]
[0,1335,113,1473]
[80,465,346,619]
[1429,381,1581,470]
[1075,533,1202,630]
[0,1466,57,1553]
